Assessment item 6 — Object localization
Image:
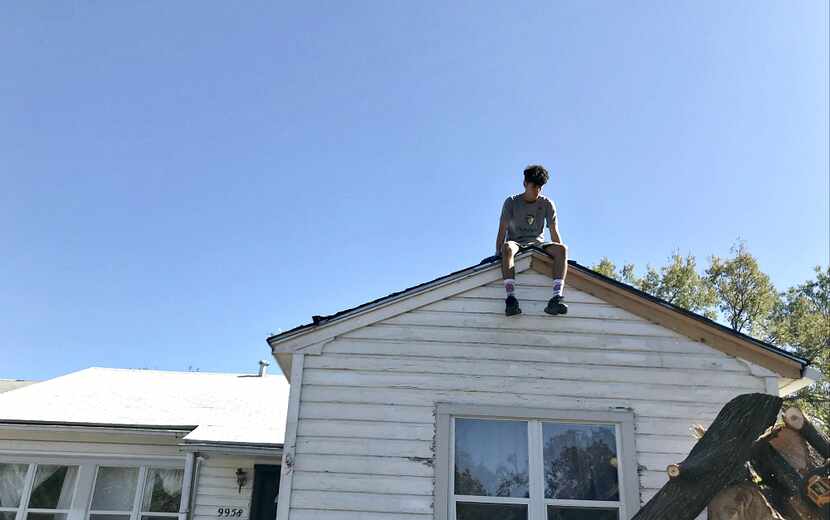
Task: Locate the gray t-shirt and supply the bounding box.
[501,194,556,245]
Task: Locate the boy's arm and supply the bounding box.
[548,200,562,243]
[496,198,511,254]
[549,218,562,243]
[496,219,508,255]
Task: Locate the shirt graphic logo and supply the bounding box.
[525,214,535,226]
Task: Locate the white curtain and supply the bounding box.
[142,469,183,512]
[0,463,27,508]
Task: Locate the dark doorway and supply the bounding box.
[249,465,281,520]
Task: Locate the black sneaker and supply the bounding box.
[505,295,522,316]
[544,295,568,315]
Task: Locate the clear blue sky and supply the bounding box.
[1,1,827,380]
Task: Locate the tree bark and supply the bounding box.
[632,393,783,520]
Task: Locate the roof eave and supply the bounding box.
[0,420,194,436]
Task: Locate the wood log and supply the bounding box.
[751,439,804,497]
[783,407,830,459]
[752,426,828,520]
[707,482,785,520]
[632,393,782,520]
[770,426,812,473]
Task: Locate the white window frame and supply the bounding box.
[0,463,81,520]
[434,404,640,520]
[87,465,184,520]
[0,457,186,520]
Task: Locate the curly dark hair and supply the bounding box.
[523,164,549,186]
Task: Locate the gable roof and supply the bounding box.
[268,251,810,381]
[0,367,290,447]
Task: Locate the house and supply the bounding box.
[0,366,290,520]
[0,380,37,394]
[267,251,820,520]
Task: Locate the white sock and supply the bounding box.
[504,279,515,297]
[552,279,564,298]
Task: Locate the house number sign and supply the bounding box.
[217,508,244,517]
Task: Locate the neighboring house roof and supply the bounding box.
[268,250,814,384]
[0,367,290,447]
[0,379,38,393]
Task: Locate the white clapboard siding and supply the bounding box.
[299,402,435,423]
[425,298,640,320]
[193,454,280,520]
[343,324,738,357]
[293,472,433,495]
[287,274,774,519]
[329,336,750,373]
[292,454,434,477]
[386,310,684,338]
[290,511,431,520]
[193,455,254,520]
[304,354,762,388]
[296,437,432,458]
[302,369,761,403]
[301,385,729,420]
[292,491,433,514]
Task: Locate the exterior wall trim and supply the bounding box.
[433,403,640,520]
[275,353,304,520]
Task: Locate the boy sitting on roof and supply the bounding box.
[496,165,568,316]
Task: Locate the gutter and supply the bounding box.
[779,366,825,397]
[179,441,283,458]
[0,421,192,437]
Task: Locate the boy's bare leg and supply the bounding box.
[542,242,569,281]
[501,241,520,279]
[543,242,569,315]
[501,241,522,316]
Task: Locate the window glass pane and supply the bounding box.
[0,463,28,507]
[25,514,68,520]
[141,516,180,520]
[456,502,527,520]
[547,507,618,520]
[28,466,78,509]
[90,515,131,520]
[141,469,183,513]
[91,467,139,511]
[543,423,619,501]
[1,512,17,520]
[454,419,529,498]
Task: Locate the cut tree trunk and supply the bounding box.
[783,407,830,459]
[632,393,783,520]
[708,481,785,520]
[751,425,828,520]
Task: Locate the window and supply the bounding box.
[436,406,639,520]
[88,466,183,520]
[0,463,79,520]
[0,462,184,520]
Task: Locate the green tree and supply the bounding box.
[639,253,717,319]
[594,244,828,425]
[593,257,617,279]
[706,242,778,336]
[595,253,715,318]
[768,266,830,425]
[591,257,639,286]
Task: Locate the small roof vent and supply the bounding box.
[258,360,270,377]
